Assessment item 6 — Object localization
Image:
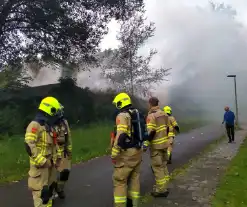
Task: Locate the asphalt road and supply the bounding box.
[0,125,224,207]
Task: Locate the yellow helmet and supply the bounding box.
[112,92,131,109]
[164,106,172,114]
[39,97,61,116]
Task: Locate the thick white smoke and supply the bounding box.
[142,0,247,121]
[29,0,247,121]
[28,65,110,89]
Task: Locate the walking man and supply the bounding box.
[222,106,235,143]
[143,97,170,197]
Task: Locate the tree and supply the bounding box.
[0,65,31,90]
[0,0,144,68]
[102,9,171,96]
[209,1,237,17]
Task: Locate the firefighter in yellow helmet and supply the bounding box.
[143,97,170,197]
[53,104,72,199]
[111,92,143,207]
[164,106,180,164]
[24,97,63,207]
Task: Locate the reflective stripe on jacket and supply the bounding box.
[25,121,62,167]
[145,106,170,150]
[168,116,178,137]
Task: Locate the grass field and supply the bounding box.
[211,137,247,207]
[0,120,204,184]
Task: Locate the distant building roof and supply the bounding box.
[0,83,60,102]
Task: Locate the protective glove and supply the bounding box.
[142,144,148,152]
[67,151,72,160]
[111,159,116,165]
[168,138,174,145]
[55,158,62,168]
[43,159,52,168]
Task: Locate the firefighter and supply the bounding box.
[143,97,170,197]
[24,97,63,207]
[164,106,180,164]
[111,92,143,207]
[54,104,72,199]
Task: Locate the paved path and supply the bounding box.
[142,126,247,207]
[0,125,224,207]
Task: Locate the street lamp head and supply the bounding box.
[227,75,236,77]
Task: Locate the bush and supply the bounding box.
[0,78,147,135]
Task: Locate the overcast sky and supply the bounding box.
[100,0,247,50]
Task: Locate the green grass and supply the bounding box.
[211,136,247,207]
[0,123,112,184]
[0,121,205,184]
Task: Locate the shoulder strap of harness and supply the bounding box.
[61,119,69,157]
[61,119,69,134]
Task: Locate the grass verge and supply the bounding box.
[211,136,247,207]
[0,123,112,184]
[0,121,205,184]
[141,135,226,204]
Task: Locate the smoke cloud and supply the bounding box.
[29,0,247,121]
[142,0,247,121]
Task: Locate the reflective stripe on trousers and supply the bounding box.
[151,136,169,145]
[114,196,127,204]
[46,199,53,207]
[156,175,170,185]
[128,191,140,199]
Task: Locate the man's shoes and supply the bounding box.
[151,190,169,198]
[57,191,66,199]
[228,141,232,143]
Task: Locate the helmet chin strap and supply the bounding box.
[116,101,122,109]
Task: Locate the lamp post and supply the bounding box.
[227,75,239,125]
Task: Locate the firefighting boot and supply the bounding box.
[127,198,133,207]
[167,154,172,164]
[151,190,169,198]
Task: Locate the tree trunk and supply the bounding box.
[129,51,134,96]
[61,65,77,80]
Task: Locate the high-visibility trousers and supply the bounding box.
[28,161,57,207]
[167,136,174,158]
[150,148,170,193]
[56,155,72,192]
[113,162,141,207]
